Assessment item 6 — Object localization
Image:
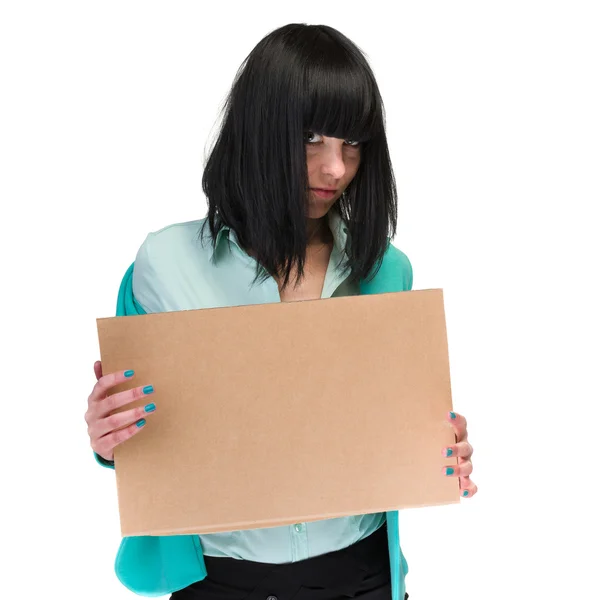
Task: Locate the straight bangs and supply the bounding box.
[301,35,383,146]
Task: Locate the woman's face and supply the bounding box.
[305,132,361,219]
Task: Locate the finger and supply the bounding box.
[442,460,473,478]
[88,368,136,404]
[96,383,156,421]
[459,477,478,498]
[447,411,468,442]
[441,440,473,459]
[92,398,156,440]
[91,416,149,461]
[94,360,103,382]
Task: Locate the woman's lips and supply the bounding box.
[311,188,337,199]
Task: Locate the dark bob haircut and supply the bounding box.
[200,23,398,290]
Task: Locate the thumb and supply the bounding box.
[94,360,103,381]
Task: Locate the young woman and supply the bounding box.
[85,23,477,600]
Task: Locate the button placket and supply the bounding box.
[290,522,309,561]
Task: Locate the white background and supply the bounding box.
[2,2,599,599]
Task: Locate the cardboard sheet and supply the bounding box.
[96,288,459,537]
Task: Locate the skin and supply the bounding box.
[85,362,155,462]
[85,133,477,499]
[304,131,362,229]
[444,411,477,497]
[277,132,362,300]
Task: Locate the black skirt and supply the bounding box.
[170,521,408,600]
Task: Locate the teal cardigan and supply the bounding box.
[97,241,413,600]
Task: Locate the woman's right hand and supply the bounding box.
[85,360,157,463]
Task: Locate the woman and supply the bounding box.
[85,23,477,600]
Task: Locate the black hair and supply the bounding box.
[200,23,397,290]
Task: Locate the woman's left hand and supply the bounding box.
[442,411,478,498]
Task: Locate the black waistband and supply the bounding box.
[201,521,389,593]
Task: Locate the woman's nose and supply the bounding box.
[320,147,346,179]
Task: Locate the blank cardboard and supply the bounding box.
[96,288,459,537]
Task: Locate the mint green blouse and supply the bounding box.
[129,209,385,563]
[93,209,413,600]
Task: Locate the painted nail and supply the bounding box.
[463,490,469,497]
[445,448,453,457]
[449,411,456,419]
[143,385,154,395]
[136,419,146,428]
[124,370,135,378]
[445,467,454,476]
[144,403,156,413]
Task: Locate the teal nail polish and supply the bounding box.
[463,490,469,497]
[445,448,453,457]
[136,419,146,427]
[124,370,134,377]
[450,411,456,419]
[144,403,156,413]
[143,385,154,395]
[445,467,454,476]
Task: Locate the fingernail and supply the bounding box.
[136,419,146,427]
[144,403,156,413]
[463,490,469,497]
[449,411,456,419]
[445,467,454,476]
[445,448,453,457]
[143,385,154,395]
[124,370,135,378]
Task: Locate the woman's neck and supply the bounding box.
[306,216,331,246]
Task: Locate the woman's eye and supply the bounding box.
[304,131,321,143]
[304,131,361,147]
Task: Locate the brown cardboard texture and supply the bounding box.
[96,288,459,537]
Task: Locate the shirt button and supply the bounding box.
[294,523,304,533]
[267,596,278,600]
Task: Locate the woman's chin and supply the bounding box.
[306,196,337,219]
[307,207,330,220]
